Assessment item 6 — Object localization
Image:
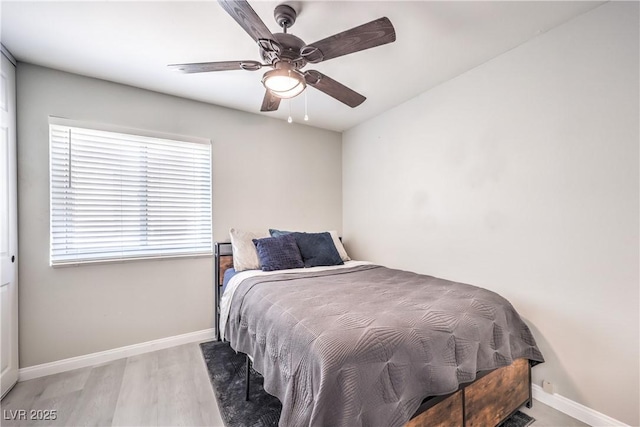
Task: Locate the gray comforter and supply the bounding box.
[226,265,544,427]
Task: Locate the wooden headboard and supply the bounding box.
[214,242,233,340]
[215,242,234,286]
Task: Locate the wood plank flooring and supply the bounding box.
[1,344,223,427]
[1,342,587,427]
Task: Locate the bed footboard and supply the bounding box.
[406,358,531,427]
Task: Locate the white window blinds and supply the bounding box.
[50,120,212,265]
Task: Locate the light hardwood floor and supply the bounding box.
[1,342,588,427]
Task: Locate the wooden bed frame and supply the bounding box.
[214,242,533,427]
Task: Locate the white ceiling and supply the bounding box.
[1,1,604,132]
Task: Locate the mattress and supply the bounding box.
[222,267,238,294]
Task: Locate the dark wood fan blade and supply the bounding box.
[304,71,366,108]
[301,17,396,63]
[260,90,281,112]
[218,0,275,43]
[168,60,262,73]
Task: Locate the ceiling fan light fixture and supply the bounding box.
[262,68,306,99]
[171,1,396,112]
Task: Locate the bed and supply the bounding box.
[215,238,544,427]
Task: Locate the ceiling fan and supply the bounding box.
[169,0,396,112]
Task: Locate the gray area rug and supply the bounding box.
[200,341,535,427]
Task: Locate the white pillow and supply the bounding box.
[328,230,351,262]
[229,228,269,272]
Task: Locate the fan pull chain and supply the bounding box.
[287,99,293,124]
[304,91,309,121]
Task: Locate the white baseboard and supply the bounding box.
[18,328,216,382]
[532,384,628,427]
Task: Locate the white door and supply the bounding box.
[0,51,18,398]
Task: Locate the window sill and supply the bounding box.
[50,252,213,268]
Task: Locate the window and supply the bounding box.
[49,118,212,265]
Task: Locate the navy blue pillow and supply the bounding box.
[252,234,304,271]
[269,228,292,238]
[292,232,343,268]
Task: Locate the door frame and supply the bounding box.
[1,46,19,399]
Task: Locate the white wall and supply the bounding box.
[16,63,342,367]
[343,3,638,425]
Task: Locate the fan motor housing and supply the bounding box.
[261,33,307,69]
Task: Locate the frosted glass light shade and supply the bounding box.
[262,69,306,99]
